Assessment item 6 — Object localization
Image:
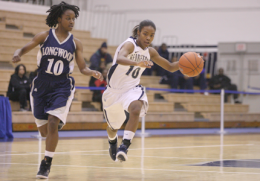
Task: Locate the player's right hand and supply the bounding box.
[137,60,153,68]
[12,55,21,63]
[92,70,103,81]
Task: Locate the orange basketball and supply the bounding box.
[178,52,204,77]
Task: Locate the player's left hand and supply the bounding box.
[196,53,203,59]
[137,60,154,68]
[92,70,103,81]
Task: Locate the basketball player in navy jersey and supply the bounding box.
[12,2,103,179]
[103,20,180,162]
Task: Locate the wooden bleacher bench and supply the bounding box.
[0,21,5,29]
[12,111,105,124]
[70,101,82,112]
[0,79,9,89]
[145,112,194,122]
[90,102,101,111]
[148,102,174,112]
[201,113,260,122]
[0,29,23,38]
[163,93,220,104]
[181,103,249,113]
[74,89,93,102]
[1,69,13,79]
[146,92,154,102]
[9,100,30,111]
[0,45,38,54]
[0,89,7,97]
[5,17,47,29]
[140,76,161,86]
[0,37,32,46]
[0,10,46,22]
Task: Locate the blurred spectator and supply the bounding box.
[92,69,108,111]
[7,64,30,111]
[209,68,240,103]
[153,43,169,76]
[89,61,106,87]
[170,71,193,90]
[193,69,207,90]
[160,57,193,91]
[89,42,113,70]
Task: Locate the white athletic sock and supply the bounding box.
[45,150,55,158]
[108,134,117,141]
[123,130,135,142]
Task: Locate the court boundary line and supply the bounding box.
[0,143,253,157]
[1,162,260,175]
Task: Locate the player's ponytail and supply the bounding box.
[46,1,80,27]
[132,25,139,38]
[132,20,156,38]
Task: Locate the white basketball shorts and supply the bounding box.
[102,85,148,130]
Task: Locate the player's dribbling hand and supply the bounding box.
[12,55,21,63]
[92,70,103,81]
[137,60,153,68]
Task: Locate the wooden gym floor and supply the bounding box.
[1,134,260,181]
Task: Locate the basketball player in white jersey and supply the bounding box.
[103,20,180,162]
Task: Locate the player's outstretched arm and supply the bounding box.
[149,47,179,73]
[12,31,49,63]
[74,38,103,80]
[117,42,153,68]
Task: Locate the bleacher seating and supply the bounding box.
[1,10,259,131]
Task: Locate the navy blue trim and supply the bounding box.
[130,36,138,46]
[129,37,148,50]
[138,87,144,100]
[104,109,114,130]
[107,64,118,87]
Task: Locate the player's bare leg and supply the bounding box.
[116,100,143,162]
[38,123,48,137]
[107,126,118,161]
[46,115,60,152]
[36,115,60,179]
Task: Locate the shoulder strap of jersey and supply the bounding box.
[112,37,137,65]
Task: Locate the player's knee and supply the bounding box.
[129,106,141,116]
[48,116,59,133]
[39,130,47,137]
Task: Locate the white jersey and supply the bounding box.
[107,37,150,91]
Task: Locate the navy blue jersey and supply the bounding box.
[36,29,76,81]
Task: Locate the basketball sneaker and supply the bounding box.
[36,159,51,179]
[116,143,129,162]
[108,137,118,161]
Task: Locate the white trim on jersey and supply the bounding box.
[30,76,48,127]
[52,29,72,45]
[73,39,76,49]
[37,35,49,67]
[41,35,49,48]
[37,50,42,67]
[46,78,75,125]
[69,60,74,74]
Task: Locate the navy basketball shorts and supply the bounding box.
[102,85,148,130]
[30,76,75,127]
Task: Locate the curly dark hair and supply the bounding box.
[46,1,80,27]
